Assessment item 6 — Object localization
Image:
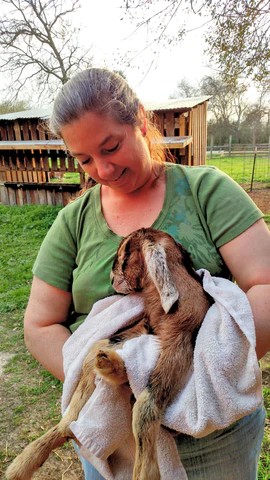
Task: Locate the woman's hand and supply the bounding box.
[24,276,72,381]
[219,218,270,359]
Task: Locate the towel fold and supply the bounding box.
[62,269,263,480]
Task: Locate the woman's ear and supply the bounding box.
[139,104,147,136]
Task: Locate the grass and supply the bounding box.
[206,154,270,185]
[0,205,83,478]
[0,181,270,477]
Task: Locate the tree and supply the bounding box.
[169,78,200,98]
[0,100,30,114]
[0,0,93,102]
[122,1,270,86]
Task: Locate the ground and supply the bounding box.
[247,186,270,215]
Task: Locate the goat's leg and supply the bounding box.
[132,389,162,480]
[5,424,73,480]
[132,335,194,480]
[5,339,109,480]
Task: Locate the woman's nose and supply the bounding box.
[94,158,115,180]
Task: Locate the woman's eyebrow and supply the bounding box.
[99,134,114,147]
[68,135,117,156]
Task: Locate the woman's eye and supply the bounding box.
[105,143,119,153]
[81,158,91,165]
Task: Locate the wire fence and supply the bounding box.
[206,143,270,191]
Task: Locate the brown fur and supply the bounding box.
[6,228,211,480]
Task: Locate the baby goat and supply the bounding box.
[6,228,211,480]
[110,227,211,480]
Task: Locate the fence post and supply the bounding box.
[210,135,214,159]
[250,146,257,192]
[229,135,232,157]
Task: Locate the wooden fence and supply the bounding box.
[0,141,84,206]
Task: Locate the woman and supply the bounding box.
[24,68,270,479]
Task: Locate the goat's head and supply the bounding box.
[111,228,194,314]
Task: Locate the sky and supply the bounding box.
[0,0,259,106]
[76,0,213,102]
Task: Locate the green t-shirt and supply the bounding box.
[33,164,263,331]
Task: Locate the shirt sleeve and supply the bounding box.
[186,166,264,248]
[32,208,77,291]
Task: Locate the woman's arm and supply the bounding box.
[24,276,72,382]
[219,219,270,359]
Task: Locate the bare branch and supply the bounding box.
[0,0,93,101]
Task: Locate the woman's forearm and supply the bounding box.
[24,323,71,382]
[247,284,270,360]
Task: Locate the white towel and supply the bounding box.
[62,270,263,480]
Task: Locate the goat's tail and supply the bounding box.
[5,424,71,480]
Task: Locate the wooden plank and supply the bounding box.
[16,170,23,182]
[29,123,38,140]
[22,170,29,182]
[59,151,67,171]
[179,115,186,136]
[38,121,47,140]
[17,188,24,206]
[38,189,47,204]
[46,190,54,205]
[0,140,66,150]
[0,184,9,204]
[7,125,15,141]
[5,170,12,182]
[22,121,30,141]
[26,189,32,204]
[55,190,64,205]
[0,126,8,141]
[7,187,17,205]
[164,112,175,136]
[161,136,192,149]
[14,121,22,141]
[30,189,37,204]
[11,171,18,181]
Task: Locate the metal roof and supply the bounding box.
[0,96,211,121]
[0,107,52,121]
[144,96,211,112]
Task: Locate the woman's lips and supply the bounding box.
[112,168,127,182]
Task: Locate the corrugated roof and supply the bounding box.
[144,96,211,112]
[0,95,211,121]
[0,107,51,121]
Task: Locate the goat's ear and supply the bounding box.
[143,242,179,313]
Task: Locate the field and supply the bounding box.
[206,154,270,187]
[0,169,270,478]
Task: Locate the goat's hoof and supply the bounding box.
[94,349,128,385]
[95,350,114,371]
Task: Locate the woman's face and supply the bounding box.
[61,110,154,194]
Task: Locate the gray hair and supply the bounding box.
[50,68,141,136]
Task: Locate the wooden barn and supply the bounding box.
[0,96,210,206]
[146,96,210,166]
